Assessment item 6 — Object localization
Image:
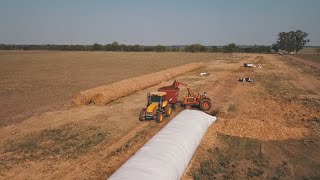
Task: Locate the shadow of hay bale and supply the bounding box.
[73,62,204,106]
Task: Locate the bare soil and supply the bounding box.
[283,54,320,69]
[0,52,319,179]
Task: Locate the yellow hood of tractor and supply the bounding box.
[146,102,159,113]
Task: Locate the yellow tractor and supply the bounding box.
[139,91,172,123]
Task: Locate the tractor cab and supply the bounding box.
[140,91,172,123]
[148,91,167,107]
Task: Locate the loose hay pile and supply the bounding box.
[74,62,204,106]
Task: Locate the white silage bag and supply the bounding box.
[109,109,216,180]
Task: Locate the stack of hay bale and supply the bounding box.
[74,62,204,106]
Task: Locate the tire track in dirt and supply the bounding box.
[182,55,259,179]
[204,54,258,113]
[205,73,240,113]
[282,55,320,70]
[182,74,242,179]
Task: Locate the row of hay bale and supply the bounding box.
[73,62,204,106]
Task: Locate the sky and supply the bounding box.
[0,0,319,46]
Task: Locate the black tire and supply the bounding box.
[199,99,212,111]
[172,103,177,109]
[164,105,172,117]
[139,110,146,121]
[156,112,164,123]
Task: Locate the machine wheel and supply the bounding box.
[156,112,164,123]
[172,103,178,109]
[164,105,172,117]
[139,110,146,121]
[199,99,212,111]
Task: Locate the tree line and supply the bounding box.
[1,30,311,54]
[0,42,272,53]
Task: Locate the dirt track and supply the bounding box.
[0,53,319,179]
[283,54,320,69]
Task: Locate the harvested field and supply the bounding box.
[298,47,320,55]
[0,52,319,179]
[0,51,228,126]
[296,54,320,63]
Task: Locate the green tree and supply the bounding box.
[130,44,141,52]
[143,46,154,52]
[271,43,280,53]
[154,45,166,52]
[185,44,206,53]
[276,30,309,54]
[119,44,127,51]
[111,41,119,51]
[293,30,310,53]
[223,43,239,53]
[277,31,295,53]
[92,43,103,51]
[209,46,219,52]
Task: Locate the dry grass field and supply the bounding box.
[298,47,320,54]
[0,51,230,126]
[296,47,320,63]
[296,54,320,63]
[0,51,319,179]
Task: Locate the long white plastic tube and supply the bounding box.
[109,110,216,180]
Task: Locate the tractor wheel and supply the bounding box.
[156,112,164,123]
[164,105,172,117]
[139,110,146,121]
[199,99,212,111]
[172,103,177,109]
